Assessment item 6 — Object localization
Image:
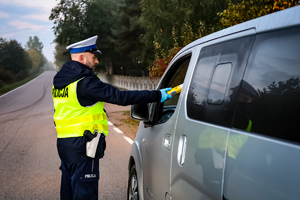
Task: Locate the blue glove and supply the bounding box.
[160,88,172,102]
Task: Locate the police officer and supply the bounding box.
[52,35,172,200]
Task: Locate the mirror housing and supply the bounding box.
[131,104,149,122]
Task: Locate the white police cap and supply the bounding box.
[66,35,101,54]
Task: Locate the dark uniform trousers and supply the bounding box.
[60,158,100,200]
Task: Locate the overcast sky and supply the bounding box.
[0,0,58,63]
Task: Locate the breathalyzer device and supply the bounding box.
[167,84,183,95]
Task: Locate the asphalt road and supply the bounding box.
[0,71,132,200]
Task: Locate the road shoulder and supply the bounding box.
[104,103,139,141]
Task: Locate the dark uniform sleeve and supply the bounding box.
[77,75,161,106]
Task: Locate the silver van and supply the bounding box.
[127,6,300,200]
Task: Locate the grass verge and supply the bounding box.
[120,111,140,126]
[0,73,41,96]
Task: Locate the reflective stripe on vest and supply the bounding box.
[52,78,108,138]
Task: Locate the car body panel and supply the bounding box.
[224,130,300,200]
[128,6,300,200]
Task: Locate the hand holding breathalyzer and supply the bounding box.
[160,84,183,102]
[167,84,183,95]
[160,88,172,102]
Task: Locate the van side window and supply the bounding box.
[163,56,190,107]
[187,36,255,127]
[238,26,300,143]
[208,63,232,105]
[151,54,190,124]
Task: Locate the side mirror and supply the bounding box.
[130,104,149,122]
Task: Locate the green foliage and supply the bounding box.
[49,0,90,44]
[0,38,32,79]
[218,0,299,28]
[25,36,45,74]
[141,0,227,78]
[110,0,151,75]
[54,43,70,70]
[0,37,46,89]
[149,30,181,78]
[0,68,15,88]
[27,48,43,74]
[50,0,298,78]
[85,0,132,75]
[50,0,123,74]
[25,36,44,53]
[85,0,117,54]
[121,111,140,125]
[149,21,216,78]
[111,0,144,62]
[139,0,226,52]
[50,0,227,76]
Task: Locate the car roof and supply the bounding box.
[176,6,300,57]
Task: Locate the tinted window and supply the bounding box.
[187,36,255,127]
[237,26,300,143]
[208,63,232,105]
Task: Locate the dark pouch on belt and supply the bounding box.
[84,130,96,142]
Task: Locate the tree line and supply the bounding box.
[0,36,54,89]
[50,0,298,77]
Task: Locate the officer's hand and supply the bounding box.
[160,88,172,102]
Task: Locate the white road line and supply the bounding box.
[123,136,133,145]
[108,120,133,144]
[113,127,123,134]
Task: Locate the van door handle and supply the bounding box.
[177,135,187,166]
[163,134,172,150]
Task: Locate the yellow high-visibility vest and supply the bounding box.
[52,78,108,138]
